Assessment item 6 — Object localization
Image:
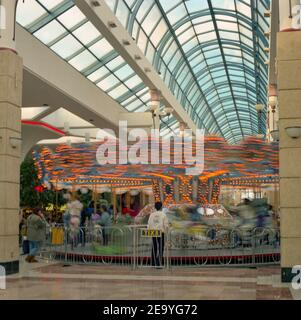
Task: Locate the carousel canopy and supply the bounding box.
[33,136,278,188]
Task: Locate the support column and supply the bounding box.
[0,0,19,52]
[0,0,22,275]
[208,179,214,204]
[125,192,131,208]
[192,176,198,204]
[173,177,179,203]
[277,30,301,282]
[279,0,300,31]
[112,190,117,224]
[149,89,161,131]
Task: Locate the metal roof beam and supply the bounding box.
[75,0,198,134]
[207,0,245,139]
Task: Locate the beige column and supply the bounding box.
[0,51,23,274]
[277,30,301,282]
[0,0,22,275]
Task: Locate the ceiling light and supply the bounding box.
[91,0,100,7]
[255,104,264,112]
[108,21,117,28]
[149,101,159,112]
[285,127,301,139]
[164,106,174,116]
[122,39,131,46]
[269,95,278,108]
[9,137,22,149]
[134,55,142,60]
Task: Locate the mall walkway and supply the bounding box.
[1,258,300,300]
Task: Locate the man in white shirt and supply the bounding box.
[147,202,169,268]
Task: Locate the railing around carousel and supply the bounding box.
[39,225,280,269]
[40,224,134,266]
[168,226,280,267]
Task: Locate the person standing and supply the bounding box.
[67,194,83,248]
[98,205,112,246]
[147,202,169,268]
[26,208,47,263]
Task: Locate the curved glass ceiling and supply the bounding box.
[105,0,270,143]
[16,1,175,127]
[17,0,270,143]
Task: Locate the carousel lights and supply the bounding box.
[162,179,175,205]
[34,135,279,199]
[179,177,193,204]
[152,180,161,203]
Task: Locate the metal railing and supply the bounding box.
[168,226,280,267]
[37,225,280,269]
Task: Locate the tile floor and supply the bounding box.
[1,256,300,300]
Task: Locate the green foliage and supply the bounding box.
[20,157,40,208]
[20,156,67,209]
[99,198,109,207]
[76,189,93,208]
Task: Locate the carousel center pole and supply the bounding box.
[55,180,58,217]
[93,184,97,214]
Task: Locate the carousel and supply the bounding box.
[33,135,279,214]
[33,135,280,266]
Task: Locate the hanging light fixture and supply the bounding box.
[269,95,278,108]
[255,104,264,113]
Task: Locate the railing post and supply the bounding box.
[64,227,68,264]
[132,227,136,270]
[166,229,170,270]
[251,229,256,265]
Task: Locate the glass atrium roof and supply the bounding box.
[17,0,270,143]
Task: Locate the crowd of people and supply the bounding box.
[62,195,113,248]
[19,194,115,262]
[18,194,279,265]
